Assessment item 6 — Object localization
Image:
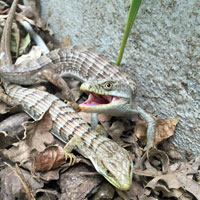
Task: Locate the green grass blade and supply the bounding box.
[116,0,142,66]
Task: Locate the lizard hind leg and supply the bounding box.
[64,151,76,166]
[63,135,82,166]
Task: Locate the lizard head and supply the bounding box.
[79,79,134,116]
[89,136,133,190]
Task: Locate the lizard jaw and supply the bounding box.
[81,92,121,106]
[79,91,128,113]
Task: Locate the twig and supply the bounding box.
[5,162,36,200]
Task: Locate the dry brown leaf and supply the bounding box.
[107,121,126,144]
[32,145,65,172]
[16,3,41,27]
[59,165,102,200]
[98,114,112,122]
[141,149,170,174]
[18,4,36,19]
[146,173,200,199]
[0,167,43,199]
[144,156,200,199]
[1,110,54,171]
[0,102,11,114]
[37,168,61,182]
[0,113,30,148]
[79,111,92,124]
[135,118,179,146]
[15,45,43,65]
[71,88,82,102]
[161,141,182,160]
[93,183,115,200]
[124,181,144,199]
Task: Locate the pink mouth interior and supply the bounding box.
[81,92,120,106]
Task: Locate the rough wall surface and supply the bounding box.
[40,0,200,157]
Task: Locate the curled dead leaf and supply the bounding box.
[32,145,65,172]
[59,165,102,199]
[0,113,30,148]
[15,45,43,65]
[0,167,43,199]
[135,118,179,146]
[1,110,54,171]
[93,183,115,200]
[141,149,170,174]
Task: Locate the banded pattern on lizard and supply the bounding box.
[0,0,134,190]
[2,82,133,190]
[0,46,137,94]
[0,0,156,151]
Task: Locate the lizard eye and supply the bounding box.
[103,82,113,90]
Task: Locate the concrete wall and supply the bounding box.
[40,0,200,157]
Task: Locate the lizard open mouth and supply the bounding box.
[80,92,121,106]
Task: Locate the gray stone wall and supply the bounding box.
[40,0,200,157]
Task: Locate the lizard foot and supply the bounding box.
[95,124,108,137]
[144,140,155,152]
[64,152,76,166]
[143,141,156,158]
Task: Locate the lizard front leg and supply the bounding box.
[91,113,109,137]
[130,107,156,150]
[63,135,82,166]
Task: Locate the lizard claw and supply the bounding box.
[64,152,76,166]
[144,140,155,152]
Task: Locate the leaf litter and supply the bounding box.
[0,1,199,200]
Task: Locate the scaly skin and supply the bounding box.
[0,47,137,97]
[0,0,133,190]
[79,80,156,150]
[2,83,133,190]
[0,1,155,149]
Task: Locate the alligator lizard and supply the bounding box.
[2,82,134,190]
[0,0,133,190]
[0,0,156,150]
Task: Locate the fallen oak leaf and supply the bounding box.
[140,149,170,174]
[106,121,126,145]
[15,45,43,65]
[32,145,65,172]
[17,4,36,19]
[135,118,179,147]
[0,86,21,114]
[145,173,200,199]
[79,111,92,124]
[1,110,54,171]
[93,183,115,200]
[0,113,30,149]
[0,102,11,114]
[0,166,43,199]
[144,156,200,199]
[16,13,36,26]
[6,163,36,200]
[59,165,102,200]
